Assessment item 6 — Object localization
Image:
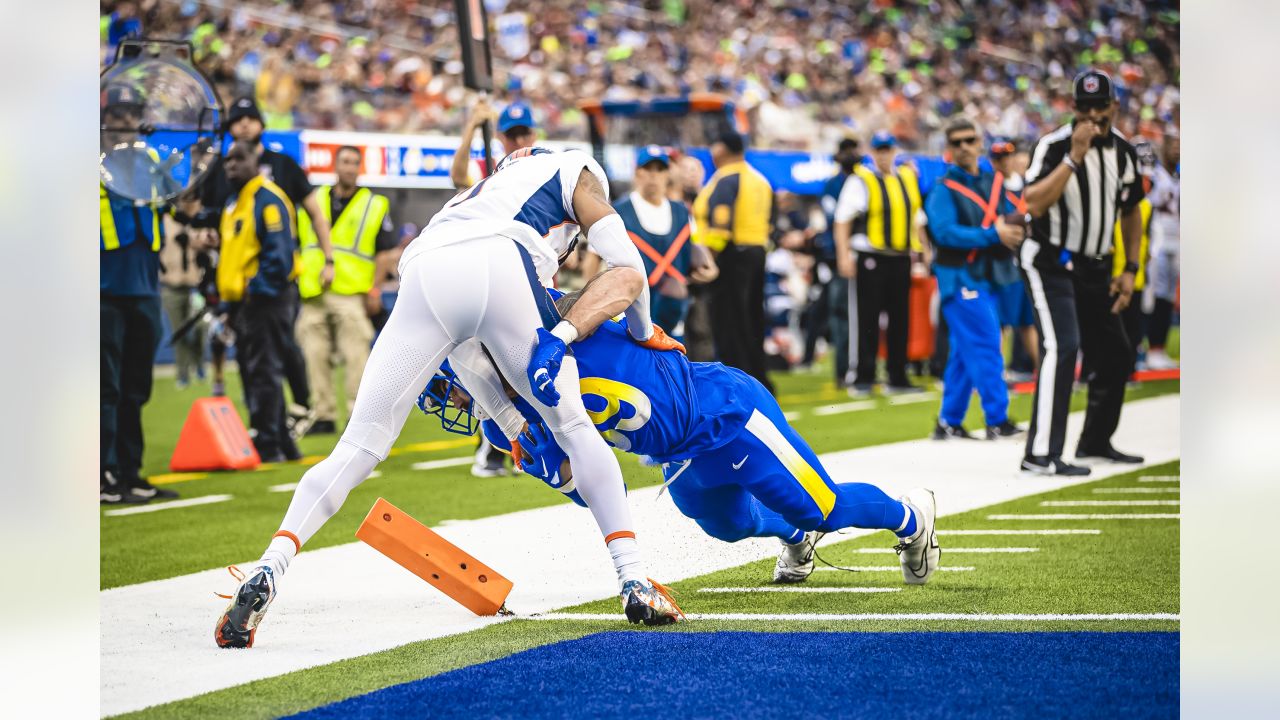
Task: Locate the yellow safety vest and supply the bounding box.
[217,175,299,302]
[1112,198,1153,290]
[297,186,389,298]
[852,164,922,253]
[100,183,160,252]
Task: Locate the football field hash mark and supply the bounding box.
[104,494,233,517]
[812,401,876,416]
[1092,487,1179,494]
[939,529,1101,535]
[409,457,475,471]
[855,547,1038,554]
[1040,500,1180,507]
[988,513,1180,520]
[1138,476,1180,482]
[813,566,975,572]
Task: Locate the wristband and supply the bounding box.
[324,257,335,265]
[550,320,579,345]
[1122,262,1139,275]
[1063,156,1079,172]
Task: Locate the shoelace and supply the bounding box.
[213,565,246,600]
[655,459,692,500]
[646,577,686,619]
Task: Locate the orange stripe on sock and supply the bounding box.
[604,530,636,545]
[273,530,301,554]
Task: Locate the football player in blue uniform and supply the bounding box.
[421,273,941,585]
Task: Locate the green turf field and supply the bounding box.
[113,460,1179,720]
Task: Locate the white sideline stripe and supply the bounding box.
[885,392,938,406]
[855,547,1037,554]
[989,513,1180,520]
[531,612,1180,622]
[812,400,876,416]
[939,529,1100,536]
[1092,487,1179,494]
[1041,500,1180,507]
[100,394,1180,717]
[410,457,475,471]
[814,566,975,572]
[1139,476,1180,482]
[103,494,232,517]
[698,587,901,594]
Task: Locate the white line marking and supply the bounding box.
[1138,476,1180,482]
[812,400,876,416]
[409,457,474,471]
[1092,487,1179,494]
[814,566,975,572]
[698,587,901,594]
[104,494,233,517]
[1041,500,1180,507]
[855,547,1037,554]
[886,392,938,406]
[988,514,1180,520]
[532,612,1180,622]
[938,529,1101,535]
[268,483,297,493]
[782,411,802,422]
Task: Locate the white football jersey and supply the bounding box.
[401,149,610,283]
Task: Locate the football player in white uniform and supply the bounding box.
[216,148,686,648]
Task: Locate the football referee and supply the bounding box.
[1018,69,1146,476]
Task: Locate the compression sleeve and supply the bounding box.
[585,213,654,341]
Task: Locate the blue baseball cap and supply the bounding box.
[870,131,897,150]
[636,144,670,168]
[497,103,536,133]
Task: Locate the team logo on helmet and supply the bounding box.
[1083,75,1100,93]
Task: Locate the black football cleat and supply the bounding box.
[214,566,277,649]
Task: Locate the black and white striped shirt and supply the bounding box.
[1025,123,1145,258]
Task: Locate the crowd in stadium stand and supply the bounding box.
[103,0,1180,150]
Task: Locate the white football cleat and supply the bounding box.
[772,531,824,583]
[621,578,685,626]
[895,489,940,585]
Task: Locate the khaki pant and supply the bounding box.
[160,284,205,383]
[296,292,374,423]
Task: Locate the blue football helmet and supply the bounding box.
[416,360,479,436]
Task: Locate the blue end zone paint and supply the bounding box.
[290,631,1178,719]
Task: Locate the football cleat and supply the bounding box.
[620,578,685,626]
[772,531,825,583]
[895,489,940,585]
[214,565,277,649]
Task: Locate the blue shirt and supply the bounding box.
[925,165,1017,299]
[100,192,160,297]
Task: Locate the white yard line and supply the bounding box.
[989,513,1180,520]
[1040,500,1180,507]
[100,394,1180,717]
[409,457,474,471]
[1138,476,1180,482]
[812,401,877,416]
[532,612,1180,622]
[814,566,975,572]
[885,392,939,406]
[698,587,901,594]
[1092,487,1179,494]
[938,529,1100,535]
[104,495,232,517]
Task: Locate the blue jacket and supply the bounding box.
[925,165,1017,299]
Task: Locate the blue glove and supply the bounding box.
[517,422,585,507]
[527,327,566,406]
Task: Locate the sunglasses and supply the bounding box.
[990,141,1015,155]
[948,136,979,147]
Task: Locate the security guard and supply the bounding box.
[614,145,695,331]
[833,131,924,396]
[295,145,396,434]
[924,119,1026,440]
[218,141,303,462]
[692,130,775,394]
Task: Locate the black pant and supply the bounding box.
[281,285,311,408]
[1021,242,1134,460]
[232,294,299,459]
[709,244,774,394]
[101,294,162,481]
[853,252,911,387]
[684,283,716,363]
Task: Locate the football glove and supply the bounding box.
[516,422,585,507]
[633,323,686,355]
[527,327,566,406]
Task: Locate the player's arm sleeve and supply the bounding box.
[249,193,296,295]
[923,184,998,248]
[448,340,529,441]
